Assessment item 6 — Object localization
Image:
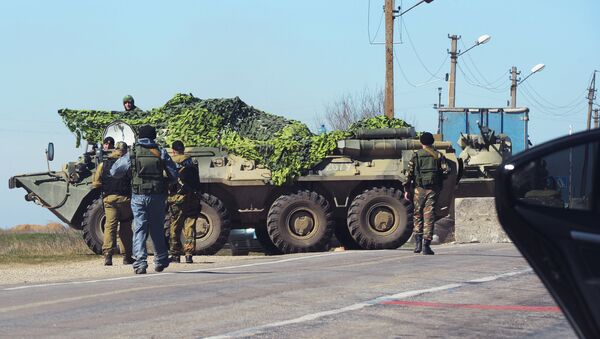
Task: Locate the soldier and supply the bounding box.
[404,132,449,255]
[91,141,133,266]
[123,95,138,112]
[102,136,115,151]
[122,95,145,119]
[110,125,179,274]
[167,140,201,264]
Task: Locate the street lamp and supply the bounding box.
[519,63,545,84]
[510,63,545,108]
[447,34,491,108]
[458,34,491,57]
[396,0,434,17]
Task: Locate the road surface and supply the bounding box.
[0,243,575,338]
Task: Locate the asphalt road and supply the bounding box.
[0,243,575,338]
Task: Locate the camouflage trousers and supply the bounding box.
[412,186,439,241]
[168,193,200,256]
[102,195,133,256]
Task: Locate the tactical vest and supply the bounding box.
[171,154,201,193]
[100,158,132,197]
[415,148,444,188]
[131,144,167,195]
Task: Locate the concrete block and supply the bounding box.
[454,197,511,243]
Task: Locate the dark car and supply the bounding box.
[494,128,600,338]
[228,228,264,256]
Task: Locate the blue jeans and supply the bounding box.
[131,193,170,270]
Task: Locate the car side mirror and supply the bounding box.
[46,142,54,162]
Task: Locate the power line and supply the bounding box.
[521,82,586,111]
[367,0,385,44]
[520,86,587,117]
[457,64,508,93]
[522,82,586,110]
[399,19,448,79]
[393,46,443,88]
[459,39,501,88]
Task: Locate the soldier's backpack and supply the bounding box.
[415,148,449,188]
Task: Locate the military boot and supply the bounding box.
[185,255,193,264]
[413,234,422,254]
[122,254,134,265]
[103,254,113,266]
[423,239,435,255]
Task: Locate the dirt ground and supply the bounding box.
[0,254,261,286]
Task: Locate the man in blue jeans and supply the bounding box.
[110,125,179,274]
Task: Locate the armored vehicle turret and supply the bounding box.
[10,122,459,255]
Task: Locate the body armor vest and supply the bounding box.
[415,148,443,188]
[101,158,132,197]
[131,144,167,195]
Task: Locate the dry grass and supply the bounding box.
[0,223,95,264]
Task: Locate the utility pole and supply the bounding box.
[593,108,599,129]
[384,0,395,119]
[510,66,521,108]
[586,71,597,130]
[447,35,460,108]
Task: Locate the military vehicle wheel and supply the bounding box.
[267,191,334,253]
[255,226,283,255]
[193,193,231,255]
[347,187,413,250]
[82,198,105,255]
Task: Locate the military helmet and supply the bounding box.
[123,95,135,104]
[103,136,115,148]
[115,141,128,152]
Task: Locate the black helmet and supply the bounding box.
[138,125,157,140]
[419,132,434,146]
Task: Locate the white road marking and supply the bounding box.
[205,268,533,339]
[1,251,349,291]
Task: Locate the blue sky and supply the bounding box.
[1,0,598,228]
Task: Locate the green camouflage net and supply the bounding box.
[58,93,412,185]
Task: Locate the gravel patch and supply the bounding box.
[0,254,264,287]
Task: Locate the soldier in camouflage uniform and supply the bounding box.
[168,141,201,264]
[404,132,449,255]
[122,95,146,119]
[92,141,134,265]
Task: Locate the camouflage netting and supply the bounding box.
[58,93,412,185]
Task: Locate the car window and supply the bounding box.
[510,141,598,210]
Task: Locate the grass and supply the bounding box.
[0,228,95,265]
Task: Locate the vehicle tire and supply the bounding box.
[334,220,362,250]
[81,198,105,255]
[347,187,413,250]
[255,226,283,255]
[267,191,334,253]
[193,193,231,255]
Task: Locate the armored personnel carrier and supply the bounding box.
[455,124,512,198]
[9,122,458,255]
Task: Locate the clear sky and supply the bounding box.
[1,0,598,228]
